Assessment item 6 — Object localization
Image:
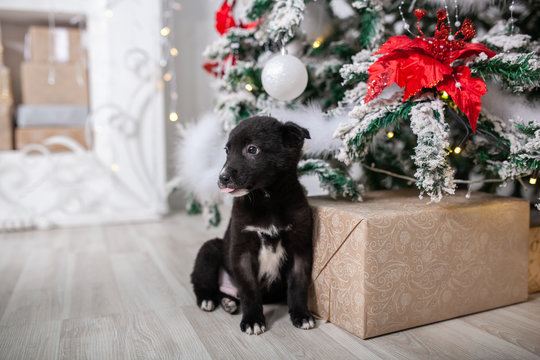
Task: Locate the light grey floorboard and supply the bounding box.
[0,320,61,360]
[0,213,539,359]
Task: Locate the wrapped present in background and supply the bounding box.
[0,65,14,150]
[308,190,529,339]
[0,102,13,151]
[20,62,88,105]
[25,26,85,64]
[529,227,540,293]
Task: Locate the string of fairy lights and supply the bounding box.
[101,0,182,176]
[106,0,182,123]
[160,0,182,123]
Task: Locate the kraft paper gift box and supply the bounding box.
[20,62,88,105]
[529,227,540,293]
[0,103,13,151]
[308,190,529,339]
[25,26,85,64]
[15,126,87,152]
[0,66,13,150]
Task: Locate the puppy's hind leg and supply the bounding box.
[191,238,223,312]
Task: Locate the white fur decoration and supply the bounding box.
[482,81,540,125]
[270,103,356,158]
[176,113,227,204]
[329,0,356,19]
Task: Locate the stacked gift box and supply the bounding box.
[16,26,88,151]
[0,30,14,151]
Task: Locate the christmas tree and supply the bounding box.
[177,0,540,225]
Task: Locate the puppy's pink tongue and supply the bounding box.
[221,188,235,193]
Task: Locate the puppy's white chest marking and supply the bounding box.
[257,241,286,285]
[243,224,291,285]
[243,224,293,238]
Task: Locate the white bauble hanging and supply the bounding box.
[261,54,308,101]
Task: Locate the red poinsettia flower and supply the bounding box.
[203,54,237,78]
[215,0,262,35]
[365,9,496,132]
[215,0,237,35]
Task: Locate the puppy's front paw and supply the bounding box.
[240,314,266,335]
[199,299,216,312]
[291,312,315,330]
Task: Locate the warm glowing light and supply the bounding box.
[170,47,179,56]
[171,91,178,100]
[169,112,179,122]
[387,131,395,139]
[530,177,537,185]
[245,84,253,92]
[156,81,164,90]
[441,91,449,100]
[454,146,462,154]
[163,72,172,82]
[172,2,182,10]
[111,163,119,172]
[105,9,114,18]
[160,26,171,37]
[312,40,321,49]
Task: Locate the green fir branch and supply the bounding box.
[511,120,540,172]
[331,42,358,60]
[225,66,263,94]
[346,101,414,161]
[186,195,202,215]
[341,71,369,87]
[206,204,222,228]
[298,159,364,201]
[516,121,539,136]
[357,7,380,49]
[470,53,540,93]
[246,0,275,20]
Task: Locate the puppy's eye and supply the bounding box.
[246,145,260,155]
[224,147,229,155]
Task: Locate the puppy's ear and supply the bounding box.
[281,122,311,148]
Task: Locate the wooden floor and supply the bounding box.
[0,213,539,360]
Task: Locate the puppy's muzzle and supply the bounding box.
[218,167,249,197]
[218,167,235,188]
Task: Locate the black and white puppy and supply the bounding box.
[190,116,315,335]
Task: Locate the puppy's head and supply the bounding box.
[218,116,310,197]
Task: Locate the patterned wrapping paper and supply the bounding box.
[529,228,540,293]
[308,190,529,339]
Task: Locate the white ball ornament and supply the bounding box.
[261,54,308,101]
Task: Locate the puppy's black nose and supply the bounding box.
[219,173,231,184]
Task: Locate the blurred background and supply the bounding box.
[0,0,538,232]
[0,0,223,231]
